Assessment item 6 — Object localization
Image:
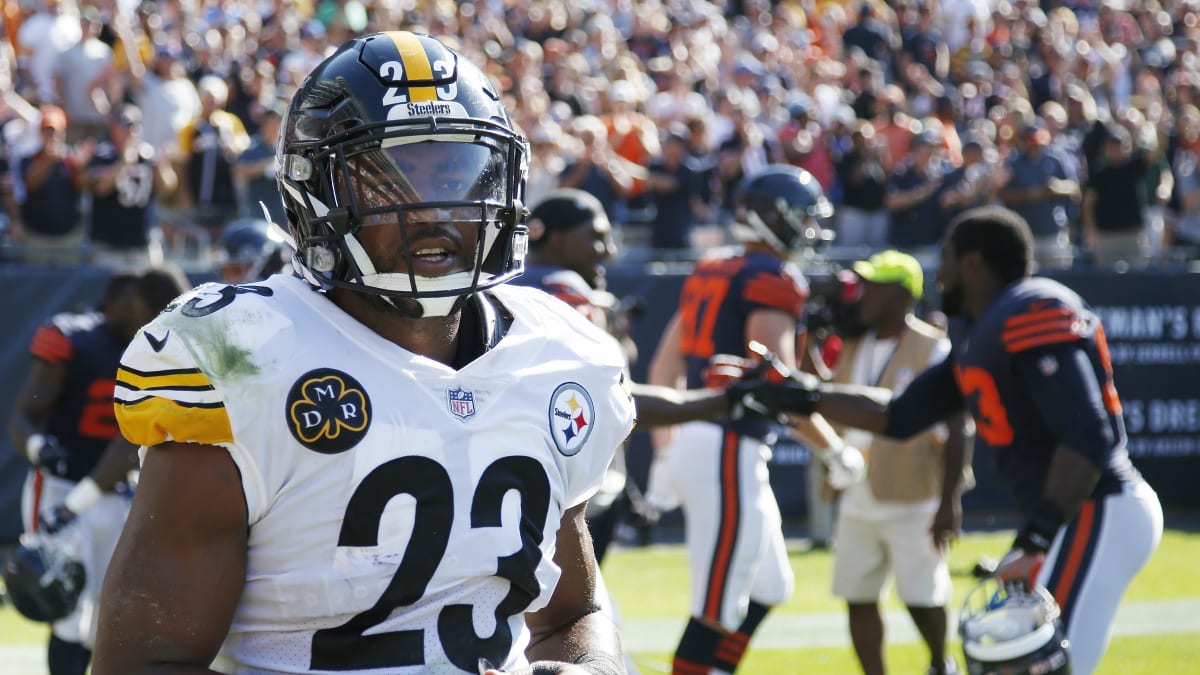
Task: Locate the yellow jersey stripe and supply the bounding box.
[116,397,234,447]
[388,31,436,102]
[117,366,213,391]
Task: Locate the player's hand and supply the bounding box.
[728,371,823,418]
[930,498,962,549]
[644,451,680,512]
[27,434,69,476]
[995,547,1045,590]
[819,443,865,490]
[39,503,78,535]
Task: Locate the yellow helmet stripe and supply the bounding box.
[387,31,437,102]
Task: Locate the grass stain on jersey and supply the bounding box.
[192,321,261,379]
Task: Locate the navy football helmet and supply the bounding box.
[959,578,1071,675]
[276,31,530,316]
[733,164,834,254]
[218,217,290,283]
[2,533,86,623]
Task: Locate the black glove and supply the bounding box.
[34,436,70,477]
[39,503,78,535]
[727,372,823,418]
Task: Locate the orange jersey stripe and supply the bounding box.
[703,431,741,621]
[1053,501,1095,610]
[1003,306,1075,329]
[1004,330,1085,353]
[1001,318,1077,344]
[30,326,72,363]
[743,273,804,315]
[672,658,710,675]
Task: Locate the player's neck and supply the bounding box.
[331,289,462,365]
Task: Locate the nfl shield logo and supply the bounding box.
[448,387,476,420]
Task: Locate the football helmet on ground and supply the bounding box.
[959,577,1071,675]
[732,164,834,255]
[276,31,530,316]
[2,532,86,622]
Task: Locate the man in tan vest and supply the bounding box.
[823,250,973,675]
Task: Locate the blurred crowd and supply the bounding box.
[2,0,1200,273]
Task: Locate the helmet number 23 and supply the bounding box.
[379,60,458,112]
[310,454,550,671]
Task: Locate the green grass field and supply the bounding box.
[603,527,1200,674]
[2,527,1198,673]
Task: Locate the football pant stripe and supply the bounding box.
[388,31,437,102]
[1048,498,1102,621]
[115,396,234,447]
[702,430,742,622]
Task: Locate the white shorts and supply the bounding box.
[661,422,794,630]
[831,511,951,607]
[21,469,132,648]
[1037,480,1162,675]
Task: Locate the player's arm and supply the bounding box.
[745,308,796,368]
[92,442,248,675]
[514,502,622,675]
[647,310,686,448]
[1008,344,1108,554]
[7,357,66,462]
[630,382,730,427]
[932,411,973,547]
[809,355,964,438]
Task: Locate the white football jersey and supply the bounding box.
[115,275,636,674]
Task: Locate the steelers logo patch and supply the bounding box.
[549,382,595,457]
[286,368,372,454]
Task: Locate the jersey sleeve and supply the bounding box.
[115,301,273,524]
[114,319,234,448]
[884,354,966,439]
[1000,298,1092,354]
[739,261,809,317]
[29,324,72,364]
[1011,342,1117,468]
[564,368,636,509]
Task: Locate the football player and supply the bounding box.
[646,165,831,674]
[7,267,189,675]
[94,33,634,675]
[757,206,1163,675]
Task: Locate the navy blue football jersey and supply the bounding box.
[28,312,127,481]
[677,249,808,437]
[946,277,1140,511]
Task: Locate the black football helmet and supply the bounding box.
[733,164,834,254]
[276,31,530,316]
[959,578,1071,675]
[2,533,86,623]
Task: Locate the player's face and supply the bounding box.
[560,217,615,288]
[340,141,506,279]
[939,240,966,316]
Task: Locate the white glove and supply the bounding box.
[644,451,680,512]
[819,443,866,491]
